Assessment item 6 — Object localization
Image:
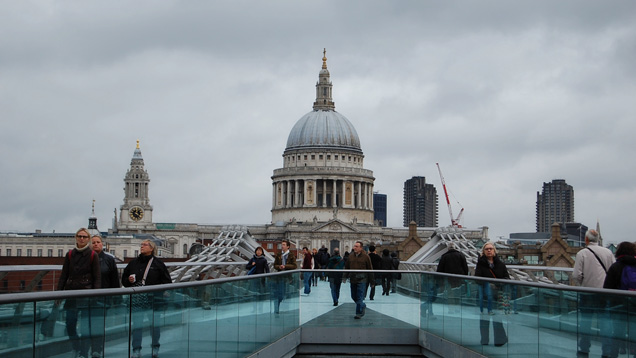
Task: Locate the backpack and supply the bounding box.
[620,264,636,291]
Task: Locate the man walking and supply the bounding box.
[344,241,374,319]
[326,248,345,306]
[273,240,297,314]
[301,247,313,295]
[437,242,468,313]
[573,229,615,357]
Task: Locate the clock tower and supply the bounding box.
[119,140,153,229]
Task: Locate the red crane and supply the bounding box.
[436,163,464,228]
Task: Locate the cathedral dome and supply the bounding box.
[285,110,361,152]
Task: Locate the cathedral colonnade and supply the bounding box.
[272,178,373,211]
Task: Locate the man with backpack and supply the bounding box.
[573,229,615,357]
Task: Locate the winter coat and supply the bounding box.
[98,251,120,289]
[273,250,297,271]
[247,255,270,274]
[475,254,510,280]
[326,253,345,280]
[302,253,313,270]
[58,247,101,291]
[437,249,469,276]
[121,254,171,287]
[344,250,374,284]
[603,255,636,290]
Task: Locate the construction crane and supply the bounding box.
[436,163,464,228]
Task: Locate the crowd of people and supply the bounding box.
[54,227,636,357]
[56,227,171,358]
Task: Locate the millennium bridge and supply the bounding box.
[1,227,634,357]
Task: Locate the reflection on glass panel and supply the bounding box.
[1,301,35,356]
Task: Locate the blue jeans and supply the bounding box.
[478,283,494,313]
[329,277,342,303]
[131,307,160,351]
[303,272,313,294]
[350,280,367,315]
[65,298,91,356]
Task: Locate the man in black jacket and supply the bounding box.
[437,243,468,313]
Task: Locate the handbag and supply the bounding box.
[131,258,154,310]
[247,266,257,275]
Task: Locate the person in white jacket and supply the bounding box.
[572,229,615,357]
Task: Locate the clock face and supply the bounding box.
[130,207,144,221]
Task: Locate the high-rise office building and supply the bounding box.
[373,192,387,227]
[536,179,574,232]
[403,177,438,227]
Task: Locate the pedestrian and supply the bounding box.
[311,248,319,286]
[326,248,345,306]
[367,245,382,300]
[122,240,172,358]
[272,240,297,314]
[475,242,509,347]
[344,241,374,319]
[301,247,314,295]
[380,249,394,295]
[90,234,119,358]
[602,241,636,358]
[57,228,101,358]
[247,246,270,275]
[390,252,400,293]
[437,242,468,313]
[573,229,615,357]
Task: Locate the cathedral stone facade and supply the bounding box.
[0,52,488,262]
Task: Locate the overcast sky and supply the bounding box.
[1,1,635,245]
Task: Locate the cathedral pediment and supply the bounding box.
[312,219,358,233]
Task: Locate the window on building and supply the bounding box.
[348,156,351,161]
[111,249,116,257]
[134,250,139,257]
[37,249,42,257]
[319,155,323,160]
[342,156,345,160]
[523,255,539,265]
[183,244,187,255]
[304,155,308,160]
[7,249,12,256]
[267,243,273,249]
[48,249,53,257]
[311,155,315,160]
[124,250,128,258]
[277,243,282,249]
[0,249,2,256]
[58,249,63,257]
[327,155,331,160]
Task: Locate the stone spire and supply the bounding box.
[312,48,335,111]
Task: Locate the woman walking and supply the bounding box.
[122,240,171,358]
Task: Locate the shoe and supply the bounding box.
[495,342,507,347]
[91,352,102,358]
[360,307,366,317]
[132,349,141,358]
[152,346,159,358]
[488,311,495,315]
[354,314,361,319]
[333,302,338,306]
[576,351,589,357]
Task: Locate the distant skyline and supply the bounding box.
[1,2,635,245]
